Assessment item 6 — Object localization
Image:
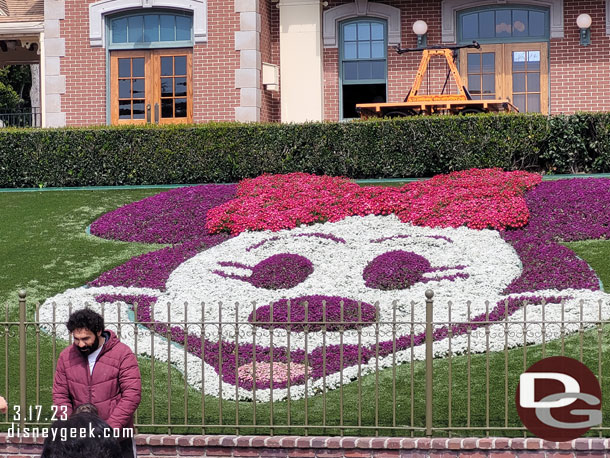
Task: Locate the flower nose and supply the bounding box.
[248,295,378,332]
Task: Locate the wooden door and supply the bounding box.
[503,43,548,114]
[110,49,193,125]
[459,42,548,113]
[110,51,150,125]
[459,44,504,101]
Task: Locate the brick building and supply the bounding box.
[0,0,608,126]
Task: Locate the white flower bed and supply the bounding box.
[39,215,610,401]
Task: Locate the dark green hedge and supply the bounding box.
[1,112,610,188]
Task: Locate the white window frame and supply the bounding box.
[441,0,564,43]
[89,0,207,47]
[323,0,400,47]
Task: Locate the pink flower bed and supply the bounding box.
[206,169,541,235]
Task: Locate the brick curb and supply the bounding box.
[1,434,609,450]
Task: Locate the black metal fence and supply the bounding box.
[0,107,41,127]
[1,291,608,437]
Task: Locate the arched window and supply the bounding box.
[107,11,193,125]
[108,11,193,49]
[458,5,549,44]
[456,5,549,114]
[340,18,387,119]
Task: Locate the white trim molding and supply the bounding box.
[606,0,610,36]
[323,0,401,47]
[441,0,564,43]
[89,0,207,47]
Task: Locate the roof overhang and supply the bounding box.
[0,21,43,36]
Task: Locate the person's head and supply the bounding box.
[41,412,122,458]
[66,309,105,356]
[0,395,7,414]
[73,403,98,416]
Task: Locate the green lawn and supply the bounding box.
[0,188,609,437]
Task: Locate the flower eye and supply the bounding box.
[213,253,313,290]
[363,250,469,290]
[363,250,431,290]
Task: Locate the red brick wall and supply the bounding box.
[550,0,610,113]
[322,0,610,120]
[61,0,239,126]
[62,0,106,126]
[2,433,609,457]
[260,0,281,122]
[323,0,448,121]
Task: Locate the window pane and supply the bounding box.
[358,41,370,59]
[512,10,528,37]
[176,16,191,41]
[132,100,145,119]
[371,61,385,80]
[161,57,173,76]
[175,77,187,97]
[468,75,481,95]
[527,50,540,70]
[371,41,384,59]
[118,59,131,78]
[344,62,358,80]
[358,22,370,40]
[482,53,495,73]
[513,51,526,71]
[513,73,526,92]
[495,10,511,37]
[482,74,494,95]
[462,14,478,39]
[480,11,495,38]
[161,78,173,97]
[119,79,131,99]
[128,16,144,43]
[467,53,480,73]
[527,72,540,92]
[174,56,187,75]
[529,11,545,37]
[344,42,357,59]
[119,100,131,119]
[483,94,495,100]
[344,24,357,41]
[144,15,159,42]
[527,93,540,112]
[161,99,173,118]
[132,58,144,77]
[358,61,372,80]
[513,94,525,112]
[112,18,128,43]
[160,15,175,41]
[371,23,384,40]
[175,98,187,118]
[132,78,145,98]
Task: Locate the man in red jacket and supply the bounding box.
[53,309,141,458]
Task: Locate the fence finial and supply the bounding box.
[425,289,434,300]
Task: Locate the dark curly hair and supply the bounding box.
[41,413,122,458]
[66,309,105,334]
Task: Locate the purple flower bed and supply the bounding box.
[502,179,610,293]
[90,236,229,289]
[294,233,346,244]
[363,251,468,290]
[89,184,237,289]
[90,184,236,244]
[364,251,432,290]
[246,237,281,252]
[249,295,378,332]
[95,293,567,390]
[213,253,314,290]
